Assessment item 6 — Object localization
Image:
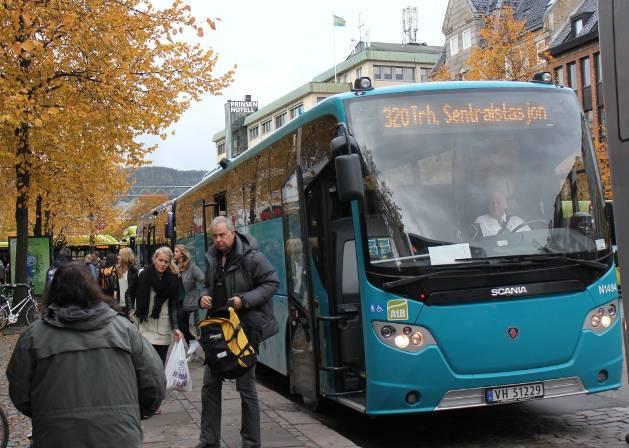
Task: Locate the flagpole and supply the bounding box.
[333,16,337,83]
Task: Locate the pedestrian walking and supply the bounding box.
[174,244,204,356]
[45,246,72,287]
[116,247,139,313]
[6,263,166,448]
[84,253,98,280]
[98,253,117,297]
[127,246,182,364]
[197,216,279,448]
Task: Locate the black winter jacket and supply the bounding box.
[199,232,279,345]
[129,268,178,330]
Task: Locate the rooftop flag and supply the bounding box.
[333,15,346,27]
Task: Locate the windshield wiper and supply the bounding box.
[459,253,610,271]
[524,254,609,271]
[382,267,491,291]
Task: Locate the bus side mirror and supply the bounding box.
[330,134,360,157]
[335,154,364,202]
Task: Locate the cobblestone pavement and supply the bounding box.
[316,378,629,448]
[5,325,629,447]
[0,331,31,448]
[1,329,355,448]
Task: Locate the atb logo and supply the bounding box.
[387,299,408,321]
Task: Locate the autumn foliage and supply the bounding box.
[466,7,548,81]
[0,1,234,282]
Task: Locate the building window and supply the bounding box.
[356,67,362,78]
[374,65,414,81]
[420,67,431,82]
[261,120,272,135]
[316,96,327,103]
[275,112,287,129]
[462,29,472,50]
[575,18,583,35]
[450,35,459,56]
[289,104,304,119]
[555,66,565,85]
[248,126,259,140]
[581,56,591,87]
[567,62,577,91]
[217,142,225,155]
[594,52,602,83]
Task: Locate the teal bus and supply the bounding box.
[161,75,622,414]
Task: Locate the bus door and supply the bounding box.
[281,169,319,407]
[305,163,365,404]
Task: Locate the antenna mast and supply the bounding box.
[402,6,418,44]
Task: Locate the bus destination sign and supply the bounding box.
[383,102,549,128]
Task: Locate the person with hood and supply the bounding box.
[197,216,279,448]
[6,263,166,448]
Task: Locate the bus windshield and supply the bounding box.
[346,88,610,271]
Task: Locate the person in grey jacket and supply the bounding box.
[197,216,279,448]
[174,244,204,355]
[6,263,166,448]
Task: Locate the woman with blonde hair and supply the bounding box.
[115,247,139,313]
[174,244,204,356]
[128,246,182,366]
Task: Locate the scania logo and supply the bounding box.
[491,286,528,297]
[507,327,519,340]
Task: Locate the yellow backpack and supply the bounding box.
[199,307,256,378]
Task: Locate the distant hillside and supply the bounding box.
[130,166,206,187]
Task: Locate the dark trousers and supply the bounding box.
[177,308,199,345]
[199,365,260,448]
[152,344,169,365]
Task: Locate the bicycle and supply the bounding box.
[0,405,8,448]
[0,283,39,331]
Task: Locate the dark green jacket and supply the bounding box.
[6,301,166,448]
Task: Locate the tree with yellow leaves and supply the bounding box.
[0,1,234,283]
[466,7,548,81]
[108,194,170,240]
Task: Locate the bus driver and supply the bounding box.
[472,191,530,238]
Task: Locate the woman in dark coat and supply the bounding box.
[6,263,166,448]
[127,246,182,364]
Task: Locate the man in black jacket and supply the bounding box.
[197,216,279,448]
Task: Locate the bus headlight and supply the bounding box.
[608,304,617,316]
[372,321,436,352]
[585,300,619,332]
[395,334,410,348]
[381,325,394,338]
[411,331,423,346]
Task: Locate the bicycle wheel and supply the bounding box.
[25,301,40,326]
[0,304,9,331]
[0,406,9,448]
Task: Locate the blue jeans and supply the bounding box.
[198,365,260,448]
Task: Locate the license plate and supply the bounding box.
[485,382,544,404]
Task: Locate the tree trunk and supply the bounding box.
[14,122,31,286]
[34,194,43,236]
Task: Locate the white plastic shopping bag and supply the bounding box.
[164,339,192,392]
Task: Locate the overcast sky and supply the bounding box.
[143,0,449,171]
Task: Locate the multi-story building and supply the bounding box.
[548,0,603,142]
[213,40,441,160]
[433,0,577,79]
